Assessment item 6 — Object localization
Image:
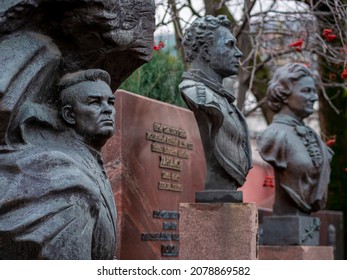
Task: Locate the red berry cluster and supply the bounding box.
[153,41,165,51]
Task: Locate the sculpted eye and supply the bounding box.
[89,99,100,105]
[87,96,101,105]
[301,88,310,93]
[226,39,235,47]
[108,99,115,106]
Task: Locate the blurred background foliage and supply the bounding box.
[120,48,185,107]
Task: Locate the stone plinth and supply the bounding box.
[262,216,320,246]
[258,208,344,259]
[102,90,205,259]
[259,246,334,260]
[196,190,243,203]
[179,203,258,260]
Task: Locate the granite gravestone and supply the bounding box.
[257,63,333,246]
[0,0,155,259]
[102,90,205,259]
[179,15,252,203]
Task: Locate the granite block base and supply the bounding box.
[195,190,243,203]
[179,203,258,260]
[259,245,334,260]
[263,215,320,246]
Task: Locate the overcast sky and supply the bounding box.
[154,0,308,37]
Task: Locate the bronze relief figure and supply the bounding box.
[0,0,155,259]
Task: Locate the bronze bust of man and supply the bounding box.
[179,15,252,203]
[0,70,117,259]
[257,63,333,245]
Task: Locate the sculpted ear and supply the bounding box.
[61,105,75,125]
[201,44,211,62]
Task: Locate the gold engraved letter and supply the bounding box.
[171,183,183,192]
[158,181,183,192]
[146,132,166,143]
[163,146,178,156]
[151,143,164,153]
[160,156,182,171]
[166,136,178,147]
[178,150,189,159]
[161,171,172,180]
[163,125,178,136]
[171,173,180,181]
[153,123,163,133]
[178,129,187,139]
[158,181,172,190]
[178,139,187,148]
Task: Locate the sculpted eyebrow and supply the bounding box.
[87,95,101,99]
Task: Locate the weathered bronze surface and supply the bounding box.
[179,15,252,202]
[257,63,333,245]
[0,0,155,259]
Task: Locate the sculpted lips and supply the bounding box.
[99,119,114,126]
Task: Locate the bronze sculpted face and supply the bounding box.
[182,15,242,84]
[267,63,316,116]
[60,75,116,150]
[207,26,243,78]
[284,76,318,121]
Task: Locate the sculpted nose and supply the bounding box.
[311,92,318,101]
[102,101,113,113]
[235,47,243,58]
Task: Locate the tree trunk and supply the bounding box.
[168,0,187,69]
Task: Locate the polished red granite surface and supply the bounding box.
[259,246,334,260]
[102,90,205,259]
[179,203,258,260]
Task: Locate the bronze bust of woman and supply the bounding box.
[257,63,333,245]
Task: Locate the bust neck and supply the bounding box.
[190,59,224,84]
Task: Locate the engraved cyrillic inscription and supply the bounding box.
[153,122,163,133]
[151,142,164,153]
[158,181,171,190]
[163,125,187,139]
[166,136,178,147]
[146,132,166,143]
[161,171,180,181]
[146,122,195,194]
[158,181,183,192]
[178,150,189,159]
[161,171,172,180]
[163,146,178,156]
[161,244,179,257]
[153,210,180,219]
[171,173,180,181]
[163,222,177,230]
[178,139,187,148]
[143,210,180,257]
[160,155,182,171]
[141,233,180,241]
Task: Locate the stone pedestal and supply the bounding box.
[259,246,334,260]
[195,190,243,203]
[263,216,320,246]
[179,203,258,260]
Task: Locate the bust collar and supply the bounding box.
[182,69,235,103]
